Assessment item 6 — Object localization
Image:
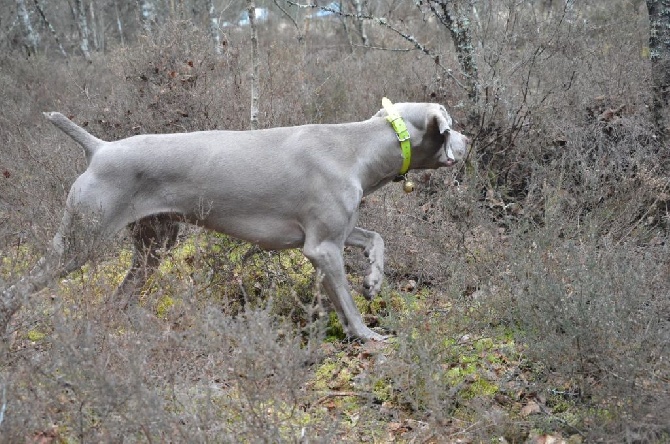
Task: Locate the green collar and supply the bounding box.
[382,97,411,176]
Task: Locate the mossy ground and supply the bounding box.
[1,237,597,442]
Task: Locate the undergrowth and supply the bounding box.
[1,4,669,442]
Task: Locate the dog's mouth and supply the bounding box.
[445,146,457,167]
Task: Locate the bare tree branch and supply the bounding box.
[114,0,125,46]
[285,1,469,94]
[33,0,67,57]
[273,0,304,41]
[352,0,369,46]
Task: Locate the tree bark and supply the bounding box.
[16,0,40,55]
[247,0,260,130]
[89,0,99,51]
[646,0,670,141]
[418,0,479,104]
[74,0,92,61]
[352,0,369,46]
[114,0,125,46]
[207,0,222,55]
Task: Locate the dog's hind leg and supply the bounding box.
[0,248,82,334]
[345,227,385,300]
[113,215,179,307]
[1,207,103,333]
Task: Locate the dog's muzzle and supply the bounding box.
[445,146,457,167]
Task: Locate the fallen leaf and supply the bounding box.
[521,400,542,417]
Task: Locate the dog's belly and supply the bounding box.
[198,214,306,250]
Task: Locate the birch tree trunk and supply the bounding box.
[114,0,125,46]
[74,0,92,61]
[352,0,369,46]
[88,0,105,52]
[16,0,40,55]
[89,0,99,51]
[208,0,222,55]
[247,0,260,130]
[646,0,670,141]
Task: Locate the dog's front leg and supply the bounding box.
[345,227,385,300]
[303,239,384,341]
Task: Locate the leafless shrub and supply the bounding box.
[81,20,247,137]
[468,1,666,236]
[2,3,670,441]
[0,285,331,442]
[0,58,88,250]
[494,226,670,440]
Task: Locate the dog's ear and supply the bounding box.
[426,104,453,135]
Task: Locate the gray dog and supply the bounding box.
[3,100,468,341]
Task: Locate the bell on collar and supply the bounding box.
[403,180,415,193]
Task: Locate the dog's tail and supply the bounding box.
[44,112,104,161]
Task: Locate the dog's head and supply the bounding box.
[375,102,470,169]
[425,103,470,167]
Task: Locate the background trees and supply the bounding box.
[4,1,667,123]
[646,0,670,139]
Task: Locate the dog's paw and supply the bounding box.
[363,259,384,299]
[363,274,383,299]
[354,326,387,342]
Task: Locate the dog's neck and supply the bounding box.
[353,117,420,195]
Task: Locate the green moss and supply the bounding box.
[368,288,421,318]
[156,295,175,318]
[26,329,46,342]
[462,376,498,399]
[372,378,392,402]
[443,337,457,348]
[474,337,495,352]
[169,237,202,262]
[325,312,346,341]
[446,366,464,384]
[0,244,36,277]
[313,358,337,386]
